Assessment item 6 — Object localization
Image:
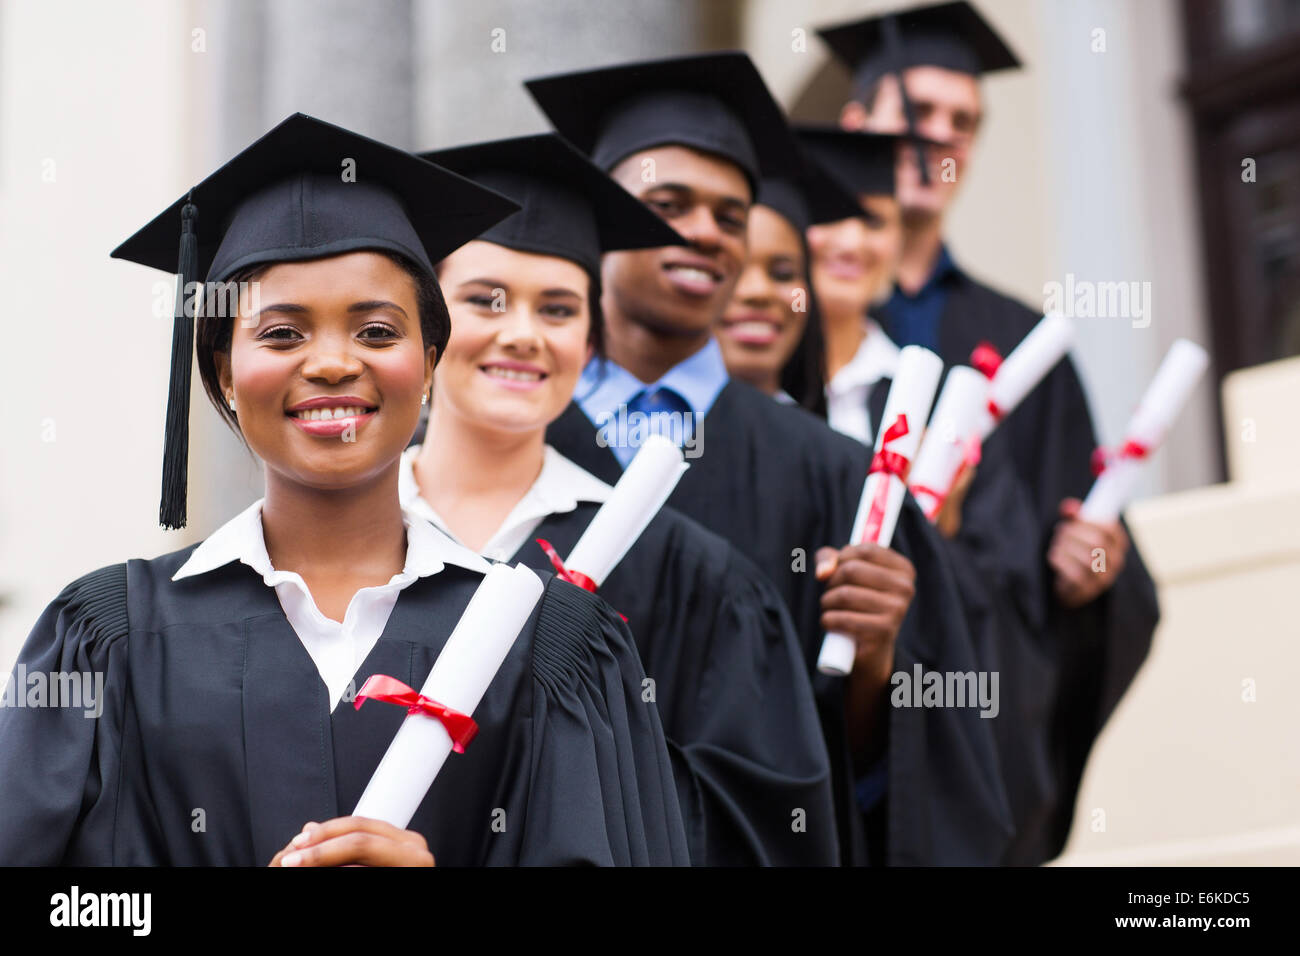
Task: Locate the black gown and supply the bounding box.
[512,503,838,866]
[0,550,690,866]
[879,270,1161,864]
[549,380,1013,865]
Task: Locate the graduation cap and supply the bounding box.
[755,145,864,235]
[793,126,909,205]
[523,51,801,191]
[419,133,687,279]
[111,113,521,530]
[816,2,1021,185]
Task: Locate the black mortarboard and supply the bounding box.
[793,126,906,203]
[111,113,520,530]
[817,2,1020,186]
[524,52,801,192]
[816,1,1021,88]
[755,147,864,235]
[419,133,686,279]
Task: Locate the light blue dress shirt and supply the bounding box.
[575,337,730,467]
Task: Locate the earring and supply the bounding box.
[421,393,428,406]
[227,394,236,410]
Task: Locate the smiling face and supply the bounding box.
[717,204,810,392]
[601,144,752,336]
[213,251,434,494]
[806,195,903,320]
[434,240,592,436]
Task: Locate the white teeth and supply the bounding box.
[668,266,716,283]
[292,405,368,421]
[484,366,542,382]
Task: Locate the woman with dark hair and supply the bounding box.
[0,115,689,867]
[403,134,840,866]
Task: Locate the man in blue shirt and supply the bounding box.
[529,51,1013,865]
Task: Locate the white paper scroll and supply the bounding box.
[1080,339,1209,522]
[975,312,1076,440]
[353,562,544,828]
[563,434,688,587]
[908,365,990,522]
[818,345,944,677]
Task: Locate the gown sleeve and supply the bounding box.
[0,564,129,865]
[518,577,690,866]
[667,549,840,866]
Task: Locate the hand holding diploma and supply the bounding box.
[1051,339,1208,607]
[818,345,943,676]
[350,562,545,830]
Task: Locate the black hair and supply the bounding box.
[779,229,829,419]
[195,251,449,437]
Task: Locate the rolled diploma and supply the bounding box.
[908,366,990,522]
[1079,339,1208,522]
[563,434,688,586]
[353,562,545,828]
[975,312,1076,440]
[818,345,944,676]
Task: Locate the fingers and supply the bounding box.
[270,816,434,868]
[822,556,916,598]
[814,547,839,581]
[1058,497,1082,519]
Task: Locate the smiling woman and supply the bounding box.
[0,114,690,867]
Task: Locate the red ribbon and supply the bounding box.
[536,538,598,592]
[971,343,1006,422]
[970,342,1003,380]
[535,538,627,621]
[1090,439,1150,477]
[861,415,911,543]
[910,437,982,522]
[353,674,478,753]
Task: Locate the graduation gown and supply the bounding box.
[513,503,838,865]
[879,270,1161,863]
[549,380,1013,865]
[0,551,690,866]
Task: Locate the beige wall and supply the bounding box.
[0,0,208,662]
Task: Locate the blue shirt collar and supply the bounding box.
[576,336,729,424]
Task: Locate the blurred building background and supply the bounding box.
[2,0,1297,863]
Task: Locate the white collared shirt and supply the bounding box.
[826,320,901,445]
[400,444,613,562]
[172,499,491,711]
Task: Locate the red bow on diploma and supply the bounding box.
[1090,439,1150,477]
[353,674,478,753]
[861,415,911,544]
[970,341,1007,422]
[535,538,598,593]
[911,436,982,521]
[535,538,627,621]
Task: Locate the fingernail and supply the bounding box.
[292,831,311,847]
[282,851,302,867]
[816,560,835,576]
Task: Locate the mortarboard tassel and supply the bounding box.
[159,194,198,529]
[882,15,931,187]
